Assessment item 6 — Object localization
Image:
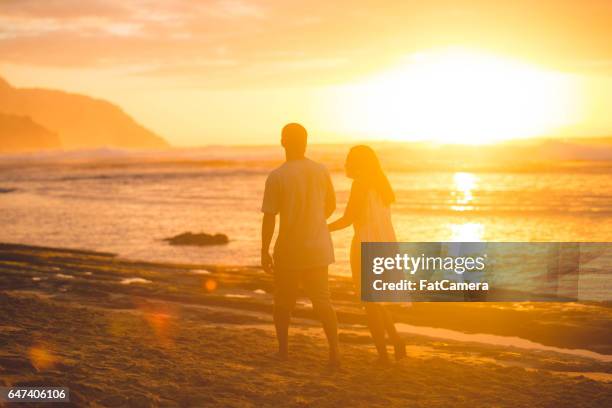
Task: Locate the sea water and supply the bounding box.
[0,145,611,278]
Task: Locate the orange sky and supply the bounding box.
[0,0,611,146]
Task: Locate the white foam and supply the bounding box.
[120,277,152,285]
[190,269,212,275]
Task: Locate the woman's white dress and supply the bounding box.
[350,189,397,293]
[353,189,397,244]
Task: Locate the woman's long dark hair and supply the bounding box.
[346,145,395,206]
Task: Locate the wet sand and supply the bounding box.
[0,243,610,407]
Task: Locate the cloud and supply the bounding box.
[205,0,265,19]
[0,0,356,86]
[0,0,267,39]
[1,0,611,86]
[0,0,129,19]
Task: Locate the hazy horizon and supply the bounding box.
[1,133,611,152]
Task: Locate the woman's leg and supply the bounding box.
[351,239,388,360]
[364,304,388,359]
[381,306,406,360]
[381,307,400,341]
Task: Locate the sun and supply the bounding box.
[334,48,582,144]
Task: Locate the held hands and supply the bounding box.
[261,250,274,274]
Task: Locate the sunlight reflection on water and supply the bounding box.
[449,222,485,242]
[450,171,477,211]
[0,156,610,276]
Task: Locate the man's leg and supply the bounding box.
[273,267,298,359]
[302,266,340,364]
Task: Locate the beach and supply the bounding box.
[0,243,610,407]
[2,0,612,405]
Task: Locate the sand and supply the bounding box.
[0,243,610,407]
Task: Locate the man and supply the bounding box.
[261,123,340,366]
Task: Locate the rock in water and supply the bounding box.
[164,232,229,246]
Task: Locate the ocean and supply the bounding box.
[0,145,611,277]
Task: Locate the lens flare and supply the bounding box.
[29,344,57,371]
[204,278,218,292]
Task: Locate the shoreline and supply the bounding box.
[1,242,610,355]
[0,242,610,406]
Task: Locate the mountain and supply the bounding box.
[0,77,168,149]
[0,112,61,152]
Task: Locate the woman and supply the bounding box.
[328,145,406,363]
